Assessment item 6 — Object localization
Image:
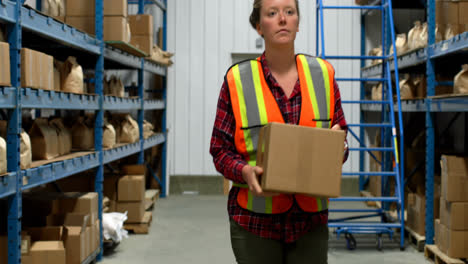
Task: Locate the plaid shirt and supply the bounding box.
[210,53,348,243]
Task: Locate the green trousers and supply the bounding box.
[230,219,329,264]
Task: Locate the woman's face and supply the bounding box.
[256,0,299,47]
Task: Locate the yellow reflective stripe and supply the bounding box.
[394,138,399,164]
[316,198,322,211]
[248,160,256,167]
[247,190,253,210]
[299,55,322,128]
[315,58,332,127]
[250,61,268,124]
[233,65,255,161]
[265,197,273,214]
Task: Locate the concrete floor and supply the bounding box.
[101,195,432,264]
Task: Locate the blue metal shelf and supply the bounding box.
[21,152,100,191]
[0,173,16,199]
[429,96,468,112]
[103,134,165,164]
[21,88,99,110]
[143,133,165,149]
[103,142,141,164]
[144,60,167,76]
[144,99,165,110]
[362,32,468,78]
[431,32,468,59]
[104,44,142,70]
[0,87,16,108]
[21,5,101,54]
[103,96,141,110]
[0,0,16,23]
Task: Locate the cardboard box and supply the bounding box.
[22,255,32,264]
[440,197,468,230]
[256,123,345,196]
[90,220,100,254]
[63,213,89,264]
[116,201,145,223]
[440,155,468,202]
[437,222,468,259]
[66,16,95,35]
[118,175,145,201]
[407,192,426,235]
[130,35,153,55]
[122,164,146,176]
[66,0,95,16]
[0,42,11,86]
[26,226,63,242]
[63,226,86,264]
[435,219,442,248]
[459,2,468,25]
[54,66,61,91]
[64,213,91,227]
[30,241,66,264]
[52,193,99,224]
[21,48,53,90]
[436,1,459,25]
[129,14,153,36]
[104,175,119,201]
[104,16,129,42]
[104,0,127,17]
[0,234,31,263]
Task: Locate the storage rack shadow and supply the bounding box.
[0,0,169,263]
[360,0,468,248]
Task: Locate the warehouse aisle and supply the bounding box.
[101,195,431,264]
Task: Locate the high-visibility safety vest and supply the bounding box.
[226,54,336,214]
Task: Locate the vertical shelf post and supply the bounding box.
[425,0,436,245]
[6,1,22,263]
[94,0,105,260]
[138,59,145,164]
[160,0,168,197]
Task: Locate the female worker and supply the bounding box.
[210,0,348,263]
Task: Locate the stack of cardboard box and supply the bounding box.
[17,192,100,264]
[436,0,468,37]
[65,0,130,42]
[129,14,154,55]
[435,155,468,259]
[65,0,95,35]
[103,0,130,42]
[115,165,146,223]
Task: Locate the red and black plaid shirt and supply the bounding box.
[210,53,348,243]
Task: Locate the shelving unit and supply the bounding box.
[0,0,169,263]
[360,0,468,246]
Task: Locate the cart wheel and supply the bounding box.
[345,233,357,250]
[376,235,383,251]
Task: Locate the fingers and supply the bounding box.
[331,124,341,130]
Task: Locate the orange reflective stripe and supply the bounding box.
[257,62,284,123]
[227,68,249,158]
[322,59,336,125]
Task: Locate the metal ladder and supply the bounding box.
[316,0,405,250]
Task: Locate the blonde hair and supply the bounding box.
[249,0,300,29]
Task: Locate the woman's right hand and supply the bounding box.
[241,165,279,197]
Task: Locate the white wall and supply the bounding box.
[166,0,362,177]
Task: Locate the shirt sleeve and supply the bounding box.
[331,80,349,163]
[209,79,247,183]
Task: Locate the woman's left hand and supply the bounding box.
[331,124,348,151]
